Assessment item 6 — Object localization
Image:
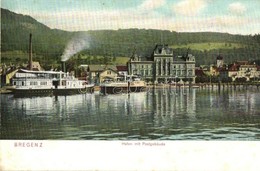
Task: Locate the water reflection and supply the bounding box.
[1,89,260,140]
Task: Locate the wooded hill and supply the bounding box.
[1,8,260,68]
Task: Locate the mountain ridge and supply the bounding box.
[1,8,260,66]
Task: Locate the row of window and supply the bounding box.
[239,68,256,71]
[13,81,49,86]
[30,82,49,86]
[133,69,194,76]
[13,81,82,87]
[156,70,193,76]
[132,64,195,70]
[30,81,49,86]
[158,64,194,69]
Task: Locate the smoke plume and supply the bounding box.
[61,33,91,62]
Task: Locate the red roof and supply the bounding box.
[116,65,128,71]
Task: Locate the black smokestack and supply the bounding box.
[62,61,66,72]
[29,33,33,70]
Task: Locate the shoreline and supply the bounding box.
[1,82,260,94]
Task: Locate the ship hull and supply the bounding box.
[13,89,53,98]
[53,86,94,96]
[100,86,146,94]
[13,86,95,98]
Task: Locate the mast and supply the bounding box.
[29,33,33,70]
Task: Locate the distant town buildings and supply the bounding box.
[219,61,260,82]
[195,55,260,83]
[2,42,260,87]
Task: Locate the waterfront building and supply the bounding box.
[219,61,260,81]
[87,65,118,84]
[116,65,128,76]
[98,69,118,83]
[127,44,196,83]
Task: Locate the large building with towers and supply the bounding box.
[127,44,196,83]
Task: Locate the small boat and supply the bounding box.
[100,75,146,95]
[11,69,94,97]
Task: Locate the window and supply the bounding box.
[145,70,149,75]
[40,82,48,85]
[30,82,37,85]
[182,70,186,76]
[141,70,144,76]
[188,70,192,76]
[107,71,111,75]
[168,63,171,75]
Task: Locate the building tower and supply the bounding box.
[216,55,224,68]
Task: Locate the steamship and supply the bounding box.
[10,33,94,97]
[100,75,146,95]
[12,69,94,97]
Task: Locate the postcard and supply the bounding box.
[1,0,260,170]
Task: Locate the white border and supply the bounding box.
[1,140,260,171]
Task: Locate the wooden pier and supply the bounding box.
[197,83,260,91]
[147,82,260,91]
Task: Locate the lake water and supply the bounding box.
[1,88,260,140]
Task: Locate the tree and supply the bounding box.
[112,56,116,62]
[15,57,21,63]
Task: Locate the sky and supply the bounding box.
[1,0,260,35]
